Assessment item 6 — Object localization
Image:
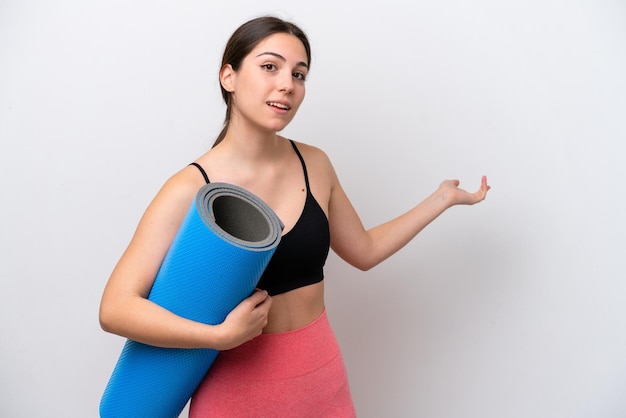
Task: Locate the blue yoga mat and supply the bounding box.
[100,182,283,418]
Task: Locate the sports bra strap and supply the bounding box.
[289,140,310,192]
[189,162,210,184]
[189,141,305,188]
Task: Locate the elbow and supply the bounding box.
[99,300,120,334]
[337,250,379,272]
[99,307,114,334]
[356,262,376,272]
[334,238,381,272]
[351,258,378,272]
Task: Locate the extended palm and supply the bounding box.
[440,176,490,206]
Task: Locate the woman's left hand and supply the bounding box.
[439,175,491,207]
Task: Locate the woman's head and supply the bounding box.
[214,16,311,146]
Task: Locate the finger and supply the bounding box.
[244,289,269,308]
[254,294,273,313]
[481,175,491,191]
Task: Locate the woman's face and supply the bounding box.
[223,33,309,134]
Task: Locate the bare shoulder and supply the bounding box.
[289,140,338,212]
[290,140,337,180]
[155,160,212,200]
[159,165,208,201]
[136,165,208,233]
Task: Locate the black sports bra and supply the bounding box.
[190,140,330,296]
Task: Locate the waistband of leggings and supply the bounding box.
[215,308,341,380]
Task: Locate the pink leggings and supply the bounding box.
[190,310,356,417]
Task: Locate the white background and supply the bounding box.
[1,1,625,417]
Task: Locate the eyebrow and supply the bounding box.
[255,51,309,69]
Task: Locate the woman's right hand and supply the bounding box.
[214,289,273,350]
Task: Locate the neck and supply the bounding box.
[217,117,286,163]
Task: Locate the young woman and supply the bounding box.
[99,16,490,417]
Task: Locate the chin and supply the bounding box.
[267,121,293,133]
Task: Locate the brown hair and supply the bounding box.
[213,16,311,147]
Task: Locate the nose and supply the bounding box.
[278,71,294,94]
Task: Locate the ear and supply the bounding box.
[219,64,236,93]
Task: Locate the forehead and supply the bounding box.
[248,33,308,65]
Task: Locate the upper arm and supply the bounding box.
[101,170,202,305]
[313,151,372,270]
[327,178,374,270]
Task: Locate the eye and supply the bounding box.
[293,71,307,81]
[261,63,277,71]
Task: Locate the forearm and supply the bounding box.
[357,189,452,270]
[331,176,489,273]
[99,296,224,349]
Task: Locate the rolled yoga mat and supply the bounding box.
[100,182,283,418]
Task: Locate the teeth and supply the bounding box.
[268,101,290,110]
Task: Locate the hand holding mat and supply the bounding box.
[100,182,283,418]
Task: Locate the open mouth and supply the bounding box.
[267,101,291,110]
